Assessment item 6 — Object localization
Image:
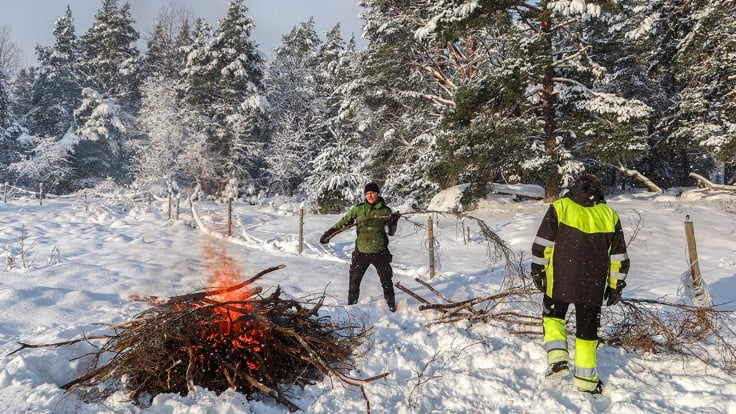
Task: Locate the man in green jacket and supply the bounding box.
[320,182,400,312]
[531,174,630,394]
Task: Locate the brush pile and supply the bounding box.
[16,265,379,412]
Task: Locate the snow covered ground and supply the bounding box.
[1,186,735,413]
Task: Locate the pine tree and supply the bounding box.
[411,0,652,199]
[672,0,736,182]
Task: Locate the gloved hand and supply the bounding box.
[319,228,337,244]
[604,280,626,306]
[531,264,546,292]
[389,212,400,226]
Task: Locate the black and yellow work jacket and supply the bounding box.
[531,193,629,306]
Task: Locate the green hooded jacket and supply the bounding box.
[330,197,396,254]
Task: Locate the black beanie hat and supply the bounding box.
[364,182,380,194]
[572,173,605,202]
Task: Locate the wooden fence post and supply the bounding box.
[298,208,304,255]
[428,217,436,279]
[227,199,233,237]
[39,183,44,206]
[684,216,712,307]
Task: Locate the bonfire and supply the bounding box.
[13,250,381,412]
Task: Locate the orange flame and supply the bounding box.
[201,242,269,370]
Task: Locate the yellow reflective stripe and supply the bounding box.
[543,244,554,296]
[544,317,569,364]
[534,236,554,247]
[553,198,618,234]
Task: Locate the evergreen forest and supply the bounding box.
[0,0,734,209]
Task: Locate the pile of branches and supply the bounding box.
[13,265,382,412]
[602,298,736,373]
[399,274,736,375]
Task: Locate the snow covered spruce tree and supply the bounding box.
[10,68,35,121]
[303,128,369,214]
[7,7,81,192]
[0,63,25,183]
[263,18,325,196]
[142,4,192,81]
[639,0,736,184]
[71,0,142,187]
[26,6,81,139]
[401,0,651,200]
[301,26,378,211]
[356,0,442,206]
[179,0,267,198]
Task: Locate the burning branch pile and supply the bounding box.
[14,264,381,412]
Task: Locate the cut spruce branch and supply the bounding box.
[396,277,540,328]
[602,298,736,374]
[399,277,736,375]
[11,265,382,412]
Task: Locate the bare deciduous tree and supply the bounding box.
[0,25,23,74]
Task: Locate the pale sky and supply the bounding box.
[0,0,366,67]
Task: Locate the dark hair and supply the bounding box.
[364,182,380,194]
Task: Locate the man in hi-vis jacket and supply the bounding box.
[531,174,630,394]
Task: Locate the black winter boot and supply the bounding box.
[545,361,570,378]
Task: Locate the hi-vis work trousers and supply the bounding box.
[542,295,601,391]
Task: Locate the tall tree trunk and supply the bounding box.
[540,10,559,202]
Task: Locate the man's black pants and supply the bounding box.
[348,249,395,308]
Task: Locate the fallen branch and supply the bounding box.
[689,172,736,192]
[617,162,663,193]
